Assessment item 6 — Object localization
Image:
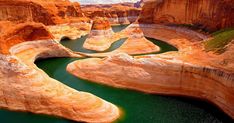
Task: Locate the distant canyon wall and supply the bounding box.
[82,3,141,24]
[138,0,234,32]
[0,0,85,25]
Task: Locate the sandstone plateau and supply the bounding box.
[0,0,234,122]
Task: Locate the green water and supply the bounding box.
[61,25,129,53]
[112,25,129,33]
[0,25,233,123]
[61,36,127,53]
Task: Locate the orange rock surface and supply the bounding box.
[0,40,120,122]
[0,0,86,25]
[91,17,111,30]
[0,21,53,54]
[67,23,234,119]
[138,0,234,32]
[82,3,141,24]
[0,21,120,122]
[67,52,234,119]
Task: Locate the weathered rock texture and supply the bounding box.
[91,17,112,30]
[67,22,234,119]
[67,53,234,119]
[83,17,115,51]
[0,0,86,25]
[138,0,234,32]
[82,23,160,54]
[0,21,53,54]
[48,22,92,41]
[82,3,141,24]
[0,21,120,122]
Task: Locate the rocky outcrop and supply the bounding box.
[67,53,234,119]
[91,17,111,30]
[0,0,86,25]
[0,20,120,122]
[138,0,234,32]
[82,3,141,24]
[0,21,53,54]
[48,22,92,41]
[82,22,160,54]
[83,17,115,51]
[0,40,120,123]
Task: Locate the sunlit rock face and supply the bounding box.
[83,17,115,51]
[67,52,234,119]
[81,3,141,24]
[72,0,141,5]
[0,21,120,122]
[0,21,53,54]
[0,0,85,25]
[138,0,234,32]
[92,17,111,30]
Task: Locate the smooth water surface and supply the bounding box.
[0,25,233,123]
[61,25,129,53]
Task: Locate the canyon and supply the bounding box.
[139,0,234,32]
[81,3,141,24]
[0,0,233,123]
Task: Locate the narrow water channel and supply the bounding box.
[0,25,232,123]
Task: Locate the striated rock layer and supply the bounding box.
[0,21,54,54]
[138,0,234,32]
[0,22,120,122]
[67,23,234,119]
[67,53,234,119]
[0,0,86,25]
[83,17,115,51]
[82,3,141,24]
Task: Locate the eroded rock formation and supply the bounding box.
[0,21,53,54]
[0,0,86,25]
[0,21,120,122]
[138,0,234,32]
[91,17,112,30]
[67,52,234,119]
[83,17,115,51]
[82,3,141,24]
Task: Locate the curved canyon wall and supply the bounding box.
[67,53,234,119]
[0,0,85,25]
[138,0,234,32]
[0,20,120,122]
[0,21,53,54]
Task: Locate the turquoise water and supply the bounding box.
[0,25,233,123]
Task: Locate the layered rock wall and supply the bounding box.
[139,0,234,31]
[0,0,85,25]
[0,20,119,122]
[67,53,234,119]
[82,3,141,24]
[0,21,53,54]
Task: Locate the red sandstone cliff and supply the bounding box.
[91,17,111,30]
[138,0,234,32]
[0,21,53,54]
[0,0,86,25]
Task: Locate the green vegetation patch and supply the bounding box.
[204,28,234,53]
